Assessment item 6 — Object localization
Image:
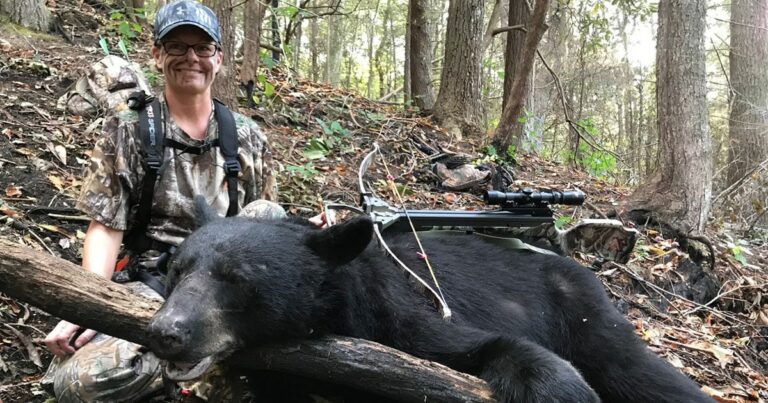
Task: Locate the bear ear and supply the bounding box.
[193,195,220,228]
[304,216,373,265]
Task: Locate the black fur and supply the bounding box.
[148,214,714,403]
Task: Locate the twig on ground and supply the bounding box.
[46,213,90,222]
[3,324,43,367]
[584,201,608,219]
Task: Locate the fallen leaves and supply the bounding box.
[686,340,736,368]
[5,184,23,198]
[46,142,67,165]
[0,205,21,219]
[14,147,37,157]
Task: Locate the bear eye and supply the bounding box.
[215,263,265,288]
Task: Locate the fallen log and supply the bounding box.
[0,238,495,402]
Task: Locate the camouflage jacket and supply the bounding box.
[77,93,278,246]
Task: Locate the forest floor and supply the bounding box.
[0,3,767,402]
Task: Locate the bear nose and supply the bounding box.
[147,315,191,355]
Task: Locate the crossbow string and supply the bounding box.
[358,143,452,321]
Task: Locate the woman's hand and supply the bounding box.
[309,211,336,228]
[44,320,97,356]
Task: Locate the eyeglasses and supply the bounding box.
[162,41,219,57]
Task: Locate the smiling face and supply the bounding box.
[151,25,223,97]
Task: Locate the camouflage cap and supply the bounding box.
[154,0,221,44]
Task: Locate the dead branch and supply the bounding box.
[491,24,527,36]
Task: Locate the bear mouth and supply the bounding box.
[163,355,216,381]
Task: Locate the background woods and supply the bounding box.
[1,0,768,401]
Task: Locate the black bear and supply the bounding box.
[147,199,713,403]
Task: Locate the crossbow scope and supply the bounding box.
[483,188,585,206]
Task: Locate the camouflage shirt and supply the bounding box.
[77,93,278,246]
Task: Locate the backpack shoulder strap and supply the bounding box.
[213,99,240,217]
[125,92,164,253]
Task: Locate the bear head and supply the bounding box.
[146,196,373,380]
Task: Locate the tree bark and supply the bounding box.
[432,0,484,139]
[309,1,319,82]
[325,14,344,86]
[626,0,712,233]
[408,0,436,111]
[241,0,268,85]
[727,0,768,186]
[492,0,549,153]
[404,2,412,104]
[0,239,495,403]
[203,0,239,108]
[497,0,533,150]
[366,1,380,98]
[271,0,281,63]
[0,0,50,31]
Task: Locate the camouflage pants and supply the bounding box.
[42,200,286,403]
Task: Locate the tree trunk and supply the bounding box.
[325,14,343,86]
[388,0,397,100]
[408,0,436,111]
[432,0,484,139]
[404,3,412,104]
[497,0,532,150]
[366,1,380,97]
[271,0,281,63]
[626,0,712,233]
[241,0,268,85]
[292,16,302,72]
[727,0,768,186]
[0,239,495,403]
[375,23,388,98]
[492,0,548,153]
[309,3,319,82]
[203,0,239,108]
[0,0,50,31]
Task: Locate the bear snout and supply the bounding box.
[147,314,192,357]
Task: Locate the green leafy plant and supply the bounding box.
[260,51,277,70]
[99,8,144,59]
[481,145,498,157]
[257,74,275,98]
[109,9,144,40]
[302,119,352,160]
[303,137,334,160]
[285,162,318,179]
[575,117,616,178]
[316,118,350,137]
[554,215,575,230]
[506,144,517,161]
[474,145,502,165]
[143,67,159,87]
[729,244,749,265]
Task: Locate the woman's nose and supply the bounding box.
[183,47,200,62]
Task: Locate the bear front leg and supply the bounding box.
[476,336,600,403]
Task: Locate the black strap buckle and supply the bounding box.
[146,156,163,173]
[224,159,241,176]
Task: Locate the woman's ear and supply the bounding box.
[214,49,223,75]
[151,45,163,72]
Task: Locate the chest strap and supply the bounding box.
[124,92,240,255]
